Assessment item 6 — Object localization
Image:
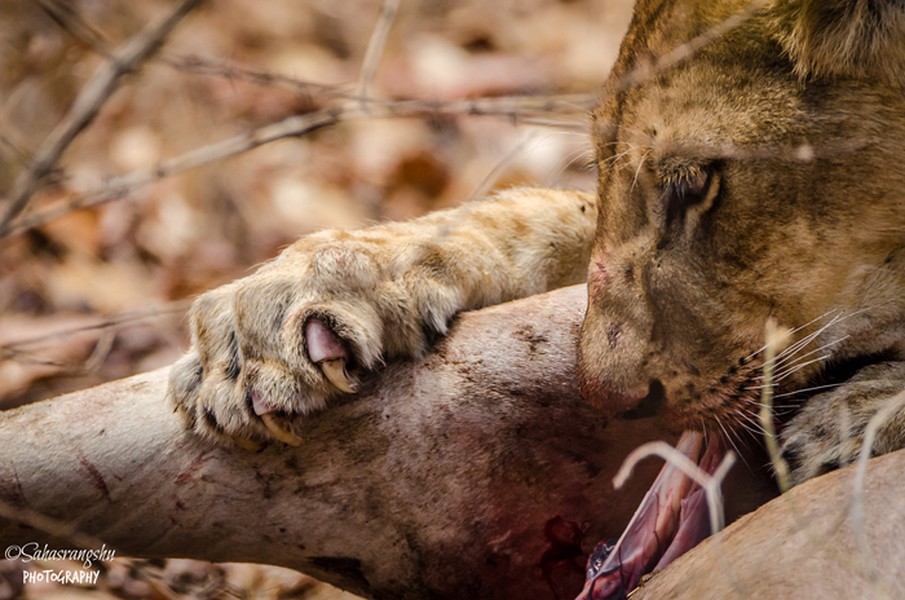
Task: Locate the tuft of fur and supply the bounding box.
[770,0,905,85]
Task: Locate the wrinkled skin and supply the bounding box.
[168,0,905,596]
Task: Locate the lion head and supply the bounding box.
[578,0,905,431]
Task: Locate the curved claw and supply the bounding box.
[321,358,357,394]
[261,413,303,446]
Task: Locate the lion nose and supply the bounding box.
[619,380,666,420]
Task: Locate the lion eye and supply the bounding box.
[671,165,713,206]
[663,163,717,226]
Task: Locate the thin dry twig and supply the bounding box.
[612,0,768,94]
[160,53,347,100]
[37,0,113,57]
[760,318,793,493]
[0,499,110,554]
[2,93,595,238]
[0,135,31,167]
[38,0,346,103]
[356,0,401,103]
[0,0,203,237]
[849,389,905,584]
[0,301,190,357]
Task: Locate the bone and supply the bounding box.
[0,285,781,598]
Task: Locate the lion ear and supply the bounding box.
[771,0,905,85]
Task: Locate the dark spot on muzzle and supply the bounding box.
[606,323,621,349]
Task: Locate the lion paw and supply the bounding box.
[780,362,905,485]
[166,189,597,446]
[167,229,461,446]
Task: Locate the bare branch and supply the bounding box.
[0,0,203,237]
[2,93,595,238]
[2,301,188,354]
[356,0,401,102]
[37,0,114,57]
[39,0,349,102]
[0,301,189,371]
[158,53,348,100]
[611,0,768,95]
[2,0,597,240]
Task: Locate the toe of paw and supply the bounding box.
[168,354,203,406]
[279,304,383,394]
[239,360,321,414]
[781,432,847,484]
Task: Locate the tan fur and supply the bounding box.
[169,188,596,442]
[169,0,905,485]
[770,0,905,85]
[578,0,905,482]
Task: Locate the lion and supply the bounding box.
[167,0,905,596]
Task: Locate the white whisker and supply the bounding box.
[771,354,831,383]
[772,382,843,400]
[743,309,841,363]
[754,335,848,383]
[760,311,844,369]
[770,334,849,372]
[736,409,766,434]
[630,149,652,193]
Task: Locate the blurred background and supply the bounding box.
[0,0,632,597]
